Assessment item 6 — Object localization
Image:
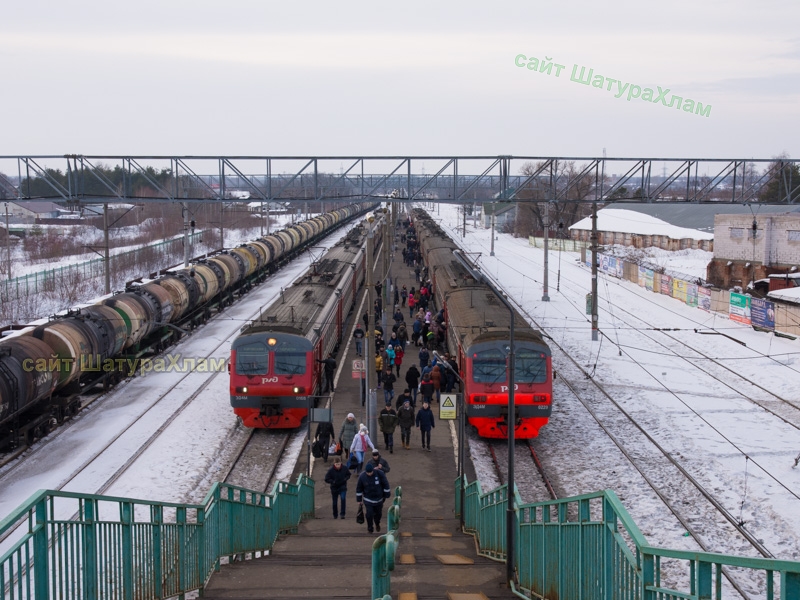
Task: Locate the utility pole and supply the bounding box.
[4,202,11,280]
[591,201,599,341]
[183,202,190,267]
[462,205,466,238]
[260,200,264,237]
[366,216,377,439]
[219,202,224,249]
[490,201,496,256]
[104,203,110,295]
[542,202,550,301]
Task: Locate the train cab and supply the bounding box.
[464,339,552,439]
[229,331,316,428]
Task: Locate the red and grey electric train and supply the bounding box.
[229,216,381,428]
[414,210,553,439]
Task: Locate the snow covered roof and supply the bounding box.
[570,208,714,240]
[767,286,800,303]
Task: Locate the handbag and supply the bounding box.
[356,504,365,524]
[328,441,337,455]
[334,441,343,455]
[347,453,358,470]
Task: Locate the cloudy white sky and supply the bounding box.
[2,0,798,159]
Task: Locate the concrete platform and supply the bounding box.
[202,225,517,599]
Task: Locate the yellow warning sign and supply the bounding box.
[439,394,458,420]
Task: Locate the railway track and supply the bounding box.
[485,439,557,503]
[223,429,293,493]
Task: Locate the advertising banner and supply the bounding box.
[638,266,647,287]
[729,292,751,325]
[686,284,698,308]
[672,279,687,303]
[698,287,711,312]
[750,297,775,330]
[660,274,672,295]
[645,269,654,292]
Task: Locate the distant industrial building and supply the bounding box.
[707,212,800,289]
[4,201,63,221]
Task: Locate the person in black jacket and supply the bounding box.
[315,420,336,463]
[316,353,337,393]
[405,364,420,406]
[324,457,351,519]
[356,462,391,534]
[415,400,435,451]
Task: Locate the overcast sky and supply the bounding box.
[2,0,798,161]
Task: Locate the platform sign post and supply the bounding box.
[439,394,458,420]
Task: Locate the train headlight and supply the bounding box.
[534,394,549,403]
[268,338,277,346]
[293,386,305,394]
[473,395,487,403]
[235,386,248,393]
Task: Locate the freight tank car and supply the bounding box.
[0,202,376,450]
[414,210,552,439]
[230,216,381,428]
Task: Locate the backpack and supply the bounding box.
[312,440,324,458]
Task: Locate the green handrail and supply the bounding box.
[456,475,800,600]
[0,474,314,600]
[371,487,402,600]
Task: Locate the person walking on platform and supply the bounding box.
[431,364,443,404]
[339,413,358,461]
[378,403,398,453]
[419,346,430,370]
[374,351,384,387]
[397,399,415,450]
[368,449,391,473]
[395,388,413,410]
[416,400,435,451]
[353,324,365,356]
[393,345,404,377]
[316,353,337,393]
[419,372,435,405]
[350,424,376,473]
[356,463,391,534]
[382,368,397,405]
[315,420,336,463]
[324,457,351,519]
[405,364,420,406]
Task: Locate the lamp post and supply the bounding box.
[452,250,516,586]
[433,350,466,530]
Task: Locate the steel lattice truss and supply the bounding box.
[0,155,798,205]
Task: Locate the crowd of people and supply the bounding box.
[315,215,462,533]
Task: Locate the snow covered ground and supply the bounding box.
[1,203,799,589]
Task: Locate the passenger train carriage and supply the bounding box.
[414,210,552,439]
[230,217,379,428]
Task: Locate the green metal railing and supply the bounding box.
[456,476,800,600]
[371,487,402,600]
[0,475,314,600]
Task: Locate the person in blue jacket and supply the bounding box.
[415,399,435,451]
[356,462,391,534]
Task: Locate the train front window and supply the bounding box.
[515,349,548,383]
[274,339,308,375]
[235,342,269,375]
[472,348,507,383]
